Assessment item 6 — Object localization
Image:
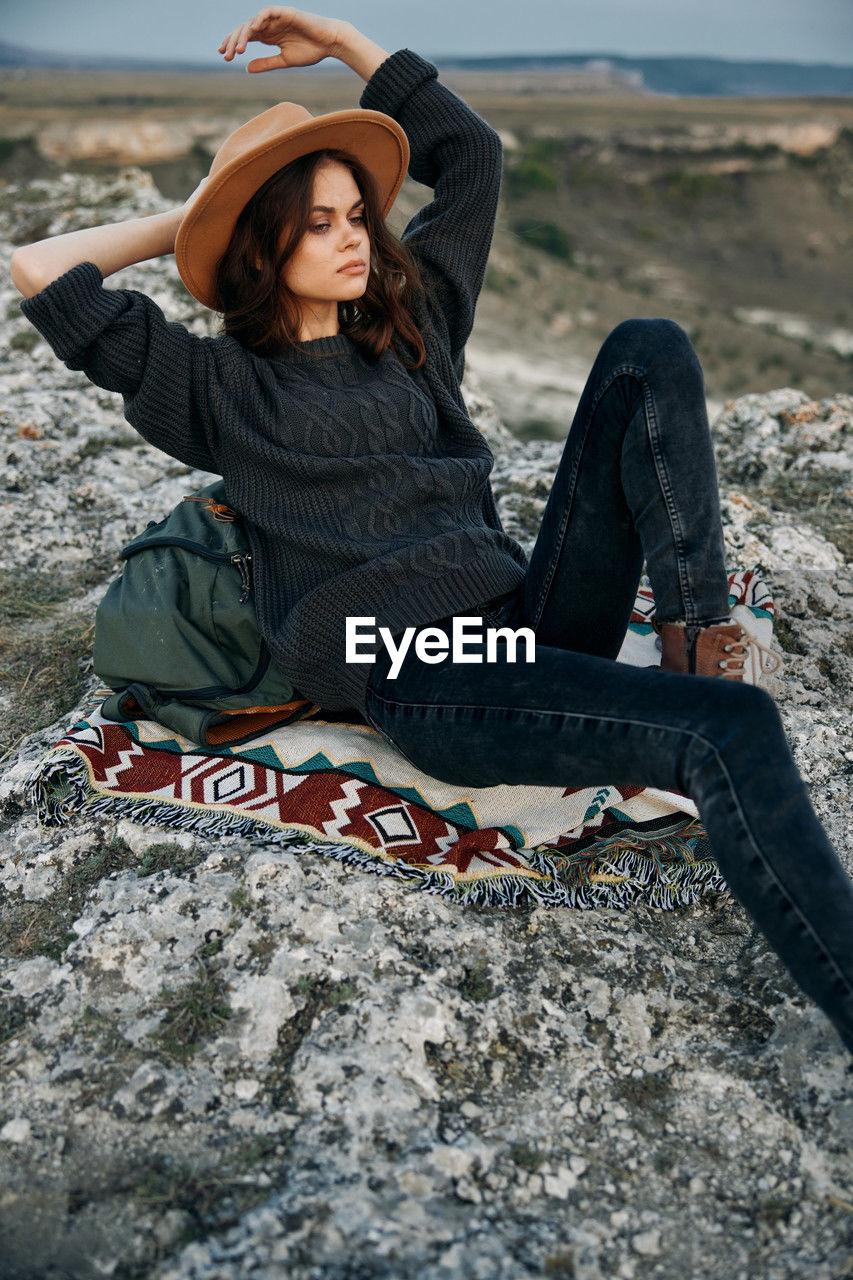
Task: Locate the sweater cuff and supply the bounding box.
[19,260,126,362]
[358,48,438,117]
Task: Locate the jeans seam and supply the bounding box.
[529,366,633,628]
[364,690,853,1000]
[639,377,696,624]
[531,361,701,631]
[479,608,503,627]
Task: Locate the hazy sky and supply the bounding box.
[1,0,852,66]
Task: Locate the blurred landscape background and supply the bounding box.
[2,30,852,440]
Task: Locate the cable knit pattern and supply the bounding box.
[19,48,529,714]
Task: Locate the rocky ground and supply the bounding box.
[0,169,851,1280]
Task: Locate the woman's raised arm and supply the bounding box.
[358,51,504,381]
[218,7,388,82]
[10,7,389,299]
[12,172,221,477]
[8,184,211,298]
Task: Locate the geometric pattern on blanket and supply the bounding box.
[26,568,775,911]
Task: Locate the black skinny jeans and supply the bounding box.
[364,319,853,1054]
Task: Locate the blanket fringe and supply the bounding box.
[26,748,726,912]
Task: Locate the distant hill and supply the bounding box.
[0,39,850,96]
[0,39,226,74]
[436,53,853,97]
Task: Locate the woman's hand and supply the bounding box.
[218,7,352,73]
[179,175,211,222]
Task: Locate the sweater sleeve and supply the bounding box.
[19,260,221,474]
[359,49,502,381]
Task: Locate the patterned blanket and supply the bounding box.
[26,571,775,910]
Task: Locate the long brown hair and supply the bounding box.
[215,147,429,369]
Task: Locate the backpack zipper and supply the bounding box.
[230,553,252,604]
[122,537,253,603]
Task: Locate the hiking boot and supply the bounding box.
[652,613,782,684]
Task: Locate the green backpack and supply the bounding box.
[94,481,320,747]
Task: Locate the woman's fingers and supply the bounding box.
[219,8,338,68]
[219,26,241,59]
[246,53,287,74]
[236,19,255,53]
[219,18,254,58]
[179,174,211,220]
[219,11,279,59]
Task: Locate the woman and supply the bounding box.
[10,8,853,1055]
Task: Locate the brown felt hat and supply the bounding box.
[175,101,410,310]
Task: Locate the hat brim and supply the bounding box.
[175,109,410,311]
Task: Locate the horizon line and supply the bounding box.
[1,41,852,72]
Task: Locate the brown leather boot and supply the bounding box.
[652,617,781,683]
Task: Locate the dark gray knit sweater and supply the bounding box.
[19,48,529,716]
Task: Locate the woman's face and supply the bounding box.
[280,159,370,313]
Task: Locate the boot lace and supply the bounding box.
[719,618,782,679]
